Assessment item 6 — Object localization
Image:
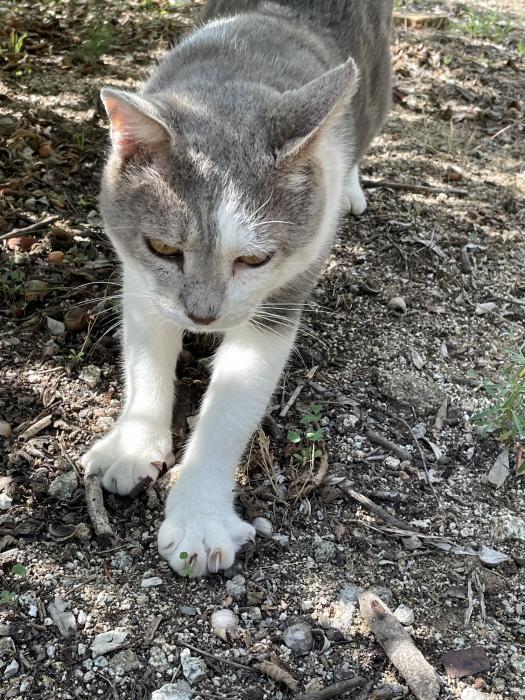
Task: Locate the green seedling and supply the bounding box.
[287,404,325,466]
[68,348,86,364]
[73,130,86,154]
[9,30,28,54]
[474,346,525,474]
[459,10,511,42]
[1,563,28,605]
[179,551,195,578]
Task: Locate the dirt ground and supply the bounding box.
[1,1,524,699]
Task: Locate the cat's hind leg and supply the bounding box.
[341,164,367,216]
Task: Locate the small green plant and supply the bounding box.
[474,347,525,474]
[459,10,511,42]
[1,563,28,605]
[179,551,195,578]
[9,30,28,54]
[287,404,324,466]
[68,348,86,364]
[76,21,114,60]
[73,130,86,154]
[517,41,525,58]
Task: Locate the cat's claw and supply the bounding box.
[81,421,174,496]
[158,504,255,578]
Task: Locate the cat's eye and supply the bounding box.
[147,239,183,257]
[234,253,273,268]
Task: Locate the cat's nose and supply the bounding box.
[187,313,218,326]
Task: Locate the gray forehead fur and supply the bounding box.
[100,0,392,324]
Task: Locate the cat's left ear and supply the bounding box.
[101,88,170,158]
[271,58,359,163]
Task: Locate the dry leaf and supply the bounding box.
[409,346,425,369]
[254,660,298,692]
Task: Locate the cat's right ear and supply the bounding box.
[100,88,170,158]
[271,58,359,164]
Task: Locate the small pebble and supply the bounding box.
[225,575,246,599]
[394,603,414,626]
[180,648,207,684]
[141,577,163,588]
[79,365,102,389]
[283,622,313,653]
[3,659,19,678]
[388,296,407,313]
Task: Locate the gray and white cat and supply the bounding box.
[82,0,393,577]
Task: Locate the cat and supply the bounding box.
[81,0,393,577]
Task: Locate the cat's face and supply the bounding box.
[100,60,357,331]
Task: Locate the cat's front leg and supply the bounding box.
[81,277,183,495]
[158,322,297,577]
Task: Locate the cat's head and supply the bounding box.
[100,59,358,332]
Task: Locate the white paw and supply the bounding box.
[81,419,174,495]
[158,489,255,577]
[342,183,367,216]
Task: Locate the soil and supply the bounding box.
[0,1,524,699]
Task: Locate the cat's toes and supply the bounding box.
[158,509,255,578]
[81,425,173,496]
[342,186,367,216]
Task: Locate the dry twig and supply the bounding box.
[366,429,412,462]
[339,487,419,533]
[361,179,467,197]
[289,453,329,500]
[0,215,59,242]
[84,474,114,546]
[175,641,258,674]
[359,591,441,700]
[385,412,439,503]
[296,676,367,699]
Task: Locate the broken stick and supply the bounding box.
[0,215,60,242]
[361,179,467,197]
[295,676,366,700]
[359,591,440,700]
[84,473,114,546]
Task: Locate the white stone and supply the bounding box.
[151,682,192,700]
[312,534,337,563]
[48,471,77,501]
[90,629,128,656]
[225,575,246,599]
[149,646,169,671]
[394,604,415,626]
[0,494,12,511]
[283,622,313,653]
[180,648,207,684]
[141,577,163,588]
[511,653,525,676]
[461,688,488,700]
[79,365,102,389]
[4,659,19,678]
[492,513,525,542]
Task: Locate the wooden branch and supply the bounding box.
[175,641,258,674]
[339,486,419,533]
[361,179,467,197]
[359,591,440,700]
[0,215,59,242]
[296,676,367,699]
[385,411,440,503]
[289,452,329,499]
[84,473,114,547]
[366,429,412,462]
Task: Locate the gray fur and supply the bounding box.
[100,0,392,328]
